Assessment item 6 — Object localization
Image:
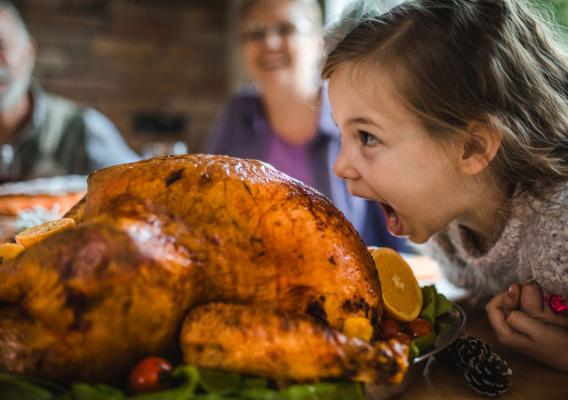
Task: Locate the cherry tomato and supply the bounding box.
[392,332,412,345]
[129,356,173,394]
[407,318,434,338]
[378,319,401,339]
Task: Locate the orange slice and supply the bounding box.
[15,218,76,248]
[370,247,423,322]
[0,242,25,262]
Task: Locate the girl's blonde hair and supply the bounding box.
[323,0,568,197]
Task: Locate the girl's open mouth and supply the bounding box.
[379,202,404,236]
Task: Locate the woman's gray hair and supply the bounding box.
[0,0,30,40]
[239,0,323,29]
[324,0,404,56]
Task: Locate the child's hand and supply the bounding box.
[517,283,568,328]
[486,284,568,373]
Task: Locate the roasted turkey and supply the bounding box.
[0,155,407,385]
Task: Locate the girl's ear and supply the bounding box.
[458,122,502,176]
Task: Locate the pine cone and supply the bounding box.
[437,336,492,370]
[464,352,512,397]
[454,336,492,370]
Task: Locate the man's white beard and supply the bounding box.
[0,66,32,113]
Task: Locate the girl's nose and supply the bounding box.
[333,146,360,181]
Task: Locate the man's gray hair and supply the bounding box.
[0,0,30,41]
[324,0,404,56]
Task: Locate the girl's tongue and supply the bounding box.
[380,203,403,236]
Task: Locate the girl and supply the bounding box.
[322,0,568,372]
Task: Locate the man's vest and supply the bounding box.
[22,94,88,179]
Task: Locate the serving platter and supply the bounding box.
[366,304,466,399]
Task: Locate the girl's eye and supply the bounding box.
[358,130,380,146]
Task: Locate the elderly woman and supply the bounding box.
[203,0,408,250]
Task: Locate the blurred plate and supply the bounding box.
[0,175,86,216]
[365,304,466,400]
[0,175,87,197]
[0,175,86,240]
[402,254,468,302]
[434,278,468,303]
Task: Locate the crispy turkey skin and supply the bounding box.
[0,155,407,385]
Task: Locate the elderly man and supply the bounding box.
[0,1,139,181]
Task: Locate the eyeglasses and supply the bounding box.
[241,18,314,44]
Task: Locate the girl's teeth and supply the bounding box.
[386,209,402,235]
[388,213,398,229]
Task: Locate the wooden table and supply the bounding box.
[400,304,568,399]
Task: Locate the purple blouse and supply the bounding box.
[264,128,315,188]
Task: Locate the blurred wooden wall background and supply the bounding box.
[13,0,229,153]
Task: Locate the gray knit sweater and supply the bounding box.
[425,182,568,304]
